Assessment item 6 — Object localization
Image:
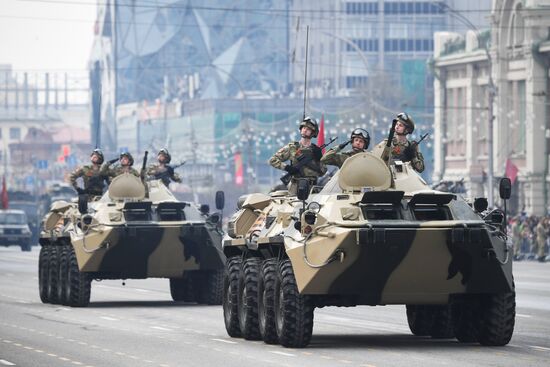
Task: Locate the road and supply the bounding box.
[0,246,549,367]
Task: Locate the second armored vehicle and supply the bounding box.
[38,173,225,307]
[222,152,515,348]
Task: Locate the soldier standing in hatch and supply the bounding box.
[147,148,182,186]
[321,128,370,168]
[69,149,111,197]
[269,116,327,195]
[109,152,140,179]
[375,112,425,172]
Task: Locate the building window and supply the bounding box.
[9,127,20,140]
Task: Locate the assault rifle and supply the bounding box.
[152,161,186,186]
[380,119,398,165]
[280,137,337,186]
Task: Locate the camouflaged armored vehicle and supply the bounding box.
[38,173,225,307]
[222,147,514,348]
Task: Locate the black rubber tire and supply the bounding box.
[406,305,431,336]
[477,293,515,346]
[56,246,69,305]
[21,242,32,252]
[238,258,262,340]
[223,257,242,338]
[169,273,195,302]
[275,259,314,348]
[38,246,50,303]
[47,246,60,304]
[198,269,224,305]
[452,295,481,343]
[66,246,91,307]
[430,305,455,339]
[259,258,278,344]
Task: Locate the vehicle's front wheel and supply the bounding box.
[477,293,515,346]
[38,246,50,303]
[47,246,60,304]
[66,246,91,307]
[57,246,69,305]
[198,269,224,305]
[452,296,481,343]
[406,305,431,336]
[223,257,242,337]
[238,258,261,340]
[275,259,314,348]
[170,272,195,302]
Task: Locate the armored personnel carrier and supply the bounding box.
[222,150,514,348]
[38,173,225,307]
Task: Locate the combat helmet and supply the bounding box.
[158,148,171,163]
[350,128,370,149]
[119,152,134,166]
[90,149,104,164]
[395,112,415,134]
[299,116,319,138]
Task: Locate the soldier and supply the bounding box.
[110,152,140,179]
[269,116,327,195]
[69,149,111,197]
[376,112,425,172]
[535,218,548,262]
[147,148,182,186]
[321,128,370,168]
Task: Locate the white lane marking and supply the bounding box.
[0,360,16,366]
[100,317,119,321]
[134,288,151,293]
[516,314,532,318]
[269,351,295,357]
[530,345,550,352]
[16,300,30,304]
[150,326,172,331]
[211,338,237,344]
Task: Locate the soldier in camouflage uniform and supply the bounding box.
[147,148,182,186]
[69,149,111,197]
[269,116,327,195]
[375,112,425,172]
[321,128,370,168]
[109,152,140,179]
[535,218,548,262]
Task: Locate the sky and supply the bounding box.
[0,0,96,72]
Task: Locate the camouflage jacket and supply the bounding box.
[269,142,327,179]
[536,222,547,244]
[69,164,110,195]
[375,138,425,173]
[146,164,182,186]
[321,147,364,168]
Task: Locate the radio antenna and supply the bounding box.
[303,25,309,120]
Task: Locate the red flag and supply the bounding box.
[505,158,519,184]
[234,152,243,185]
[1,176,8,209]
[318,114,326,153]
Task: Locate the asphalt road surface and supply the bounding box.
[1,246,549,367]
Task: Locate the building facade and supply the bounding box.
[433,0,550,214]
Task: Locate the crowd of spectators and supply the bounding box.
[509,214,549,262]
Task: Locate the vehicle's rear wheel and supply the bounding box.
[223,257,242,337]
[275,259,314,348]
[430,305,454,339]
[406,305,431,336]
[47,246,60,304]
[238,258,262,340]
[259,258,278,344]
[452,295,481,343]
[169,272,195,302]
[66,246,91,307]
[477,292,515,346]
[197,269,224,305]
[38,246,50,303]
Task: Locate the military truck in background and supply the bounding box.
[38,173,226,307]
[222,151,515,348]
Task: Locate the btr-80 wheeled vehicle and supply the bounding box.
[38,173,226,307]
[222,148,514,348]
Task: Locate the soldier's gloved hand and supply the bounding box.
[284,165,299,175]
[166,165,174,175]
[312,146,323,160]
[403,145,416,161]
[75,187,85,195]
[338,140,351,150]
